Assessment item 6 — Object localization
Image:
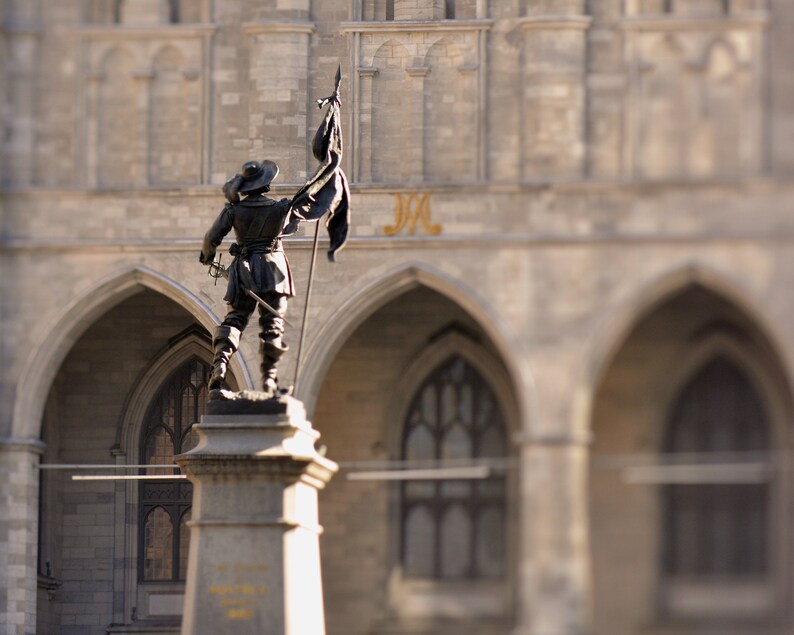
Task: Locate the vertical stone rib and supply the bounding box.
[520,9,591,181]
[243,21,315,184]
[0,439,45,635]
[2,0,41,185]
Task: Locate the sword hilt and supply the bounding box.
[207,254,226,285]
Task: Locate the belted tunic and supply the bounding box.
[201,194,295,306]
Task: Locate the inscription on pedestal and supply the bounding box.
[209,564,270,621]
[177,403,338,635]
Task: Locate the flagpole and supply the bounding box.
[290,65,344,395]
[293,220,321,393]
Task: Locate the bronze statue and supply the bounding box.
[200,68,349,398]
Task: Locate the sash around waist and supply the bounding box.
[229,238,281,257]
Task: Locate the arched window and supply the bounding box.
[139,357,209,582]
[400,355,507,579]
[662,356,770,579]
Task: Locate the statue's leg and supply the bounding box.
[209,304,251,390]
[258,293,288,396]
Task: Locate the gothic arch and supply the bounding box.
[587,263,794,631]
[115,330,216,454]
[386,330,520,454]
[12,265,254,439]
[651,332,790,453]
[577,263,794,437]
[385,330,517,601]
[703,38,739,80]
[297,262,531,429]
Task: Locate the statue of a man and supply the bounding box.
[199,159,293,395]
[199,68,350,399]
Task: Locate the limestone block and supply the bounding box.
[120,0,171,25]
[394,0,445,21]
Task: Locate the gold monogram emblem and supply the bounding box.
[384,193,441,236]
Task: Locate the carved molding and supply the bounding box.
[73,23,218,39]
[340,19,493,34]
[518,15,593,30]
[621,12,769,31]
[0,436,47,453]
[241,21,316,36]
[405,65,430,77]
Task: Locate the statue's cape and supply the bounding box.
[285,97,350,262]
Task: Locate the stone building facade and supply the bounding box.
[1,0,794,635]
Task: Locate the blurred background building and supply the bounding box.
[0,1,792,635]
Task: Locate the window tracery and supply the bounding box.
[663,356,769,579]
[138,357,209,582]
[400,355,506,579]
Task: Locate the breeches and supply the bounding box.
[221,291,288,347]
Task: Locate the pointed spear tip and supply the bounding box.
[335,64,342,87]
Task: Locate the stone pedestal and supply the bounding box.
[175,396,337,635]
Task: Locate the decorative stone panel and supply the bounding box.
[78,24,215,187]
[622,11,767,180]
[342,19,491,184]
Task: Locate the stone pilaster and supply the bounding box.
[393,0,445,21]
[84,70,104,189]
[513,435,593,635]
[405,65,428,182]
[355,67,378,183]
[176,397,337,635]
[243,21,315,183]
[520,4,591,180]
[1,1,41,186]
[0,437,45,635]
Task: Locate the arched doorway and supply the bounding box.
[589,282,792,635]
[35,288,238,634]
[312,284,519,635]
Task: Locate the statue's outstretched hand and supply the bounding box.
[199,250,214,265]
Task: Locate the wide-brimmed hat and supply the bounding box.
[237,159,279,194]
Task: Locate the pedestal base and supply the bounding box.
[175,396,337,635]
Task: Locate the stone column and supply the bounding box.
[84,70,105,189]
[405,65,428,182]
[242,21,315,183]
[356,67,378,183]
[2,1,41,186]
[132,69,154,187]
[519,4,592,180]
[513,436,593,635]
[0,437,45,635]
[394,0,445,20]
[175,397,337,635]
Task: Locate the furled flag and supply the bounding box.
[284,65,350,262]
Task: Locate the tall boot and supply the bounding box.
[260,339,288,397]
[209,325,242,390]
